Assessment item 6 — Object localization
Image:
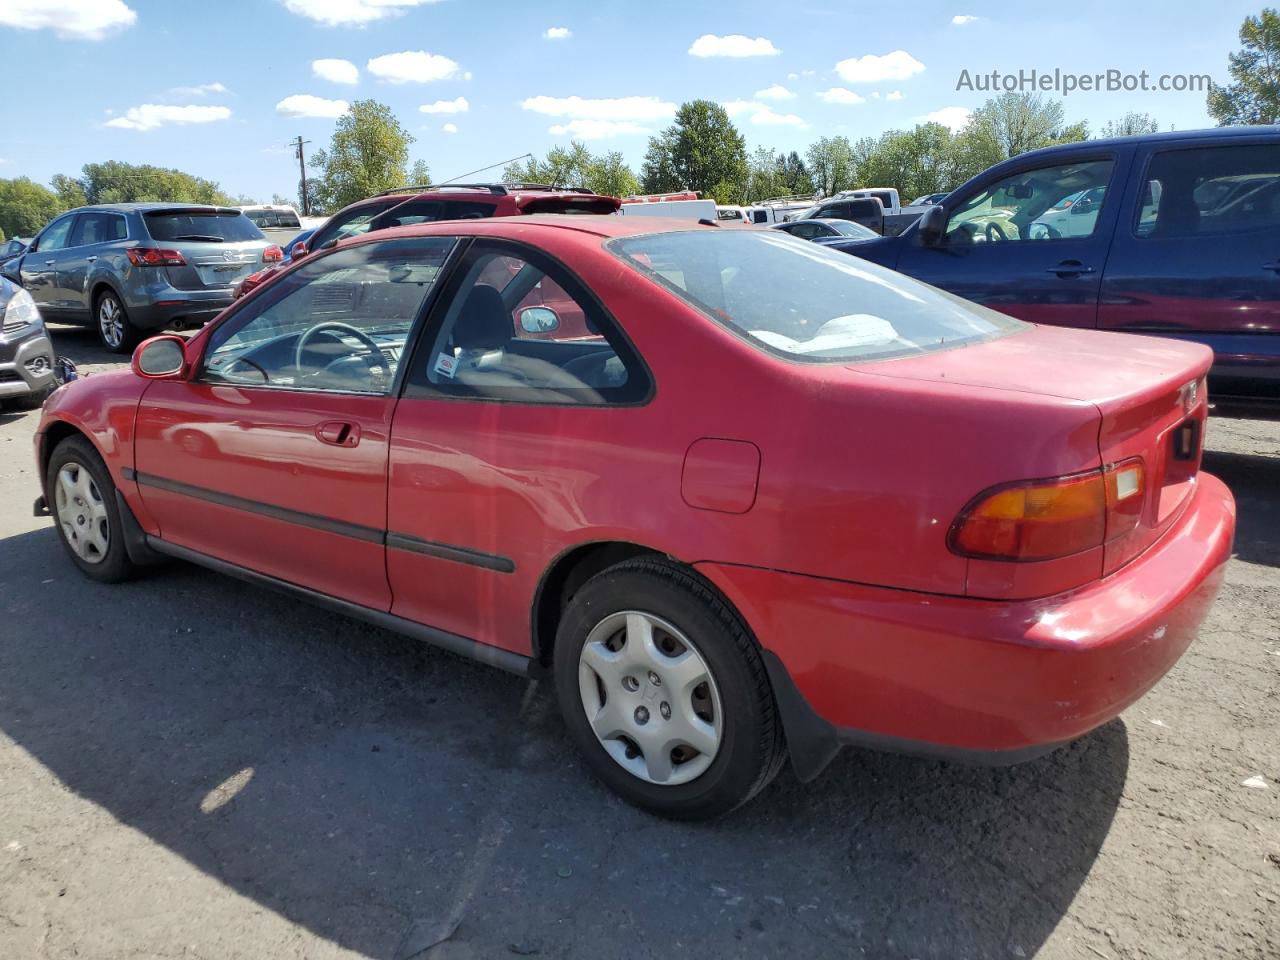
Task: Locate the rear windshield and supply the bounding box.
[609,230,1025,363]
[243,209,301,229]
[145,211,265,243]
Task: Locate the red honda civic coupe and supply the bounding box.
[33,215,1235,819]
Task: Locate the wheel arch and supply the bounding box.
[90,279,125,313]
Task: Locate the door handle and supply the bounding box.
[315,420,360,447]
[86,255,97,262]
[1263,261,1280,273]
[1046,260,1095,277]
[44,259,55,266]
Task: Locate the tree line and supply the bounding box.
[1,6,1275,240]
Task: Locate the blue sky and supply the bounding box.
[0,0,1263,201]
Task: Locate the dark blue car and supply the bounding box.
[830,126,1280,413]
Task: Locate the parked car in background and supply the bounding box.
[772,218,879,244]
[751,195,820,224]
[238,205,305,246]
[35,215,1233,819]
[0,204,281,352]
[1030,185,1107,239]
[793,196,887,234]
[910,192,949,206]
[828,127,1280,413]
[235,183,620,300]
[1,237,31,266]
[715,205,754,225]
[619,192,717,221]
[0,275,56,408]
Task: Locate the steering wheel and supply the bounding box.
[985,221,1009,243]
[294,321,391,379]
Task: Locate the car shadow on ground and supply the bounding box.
[1202,450,1280,568]
[0,524,1128,960]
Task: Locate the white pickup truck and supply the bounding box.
[793,188,934,236]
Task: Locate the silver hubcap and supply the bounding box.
[53,462,110,564]
[99,297,124,348]
[578,611,723,786]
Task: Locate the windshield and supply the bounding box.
[609,230,1025,362]
[145,211,265,243]
[829,220,877,238]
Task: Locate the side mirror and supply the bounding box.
[917,205,947,246]
[132,335,189,379]
[291,240,308,260]
[519,306,560,334]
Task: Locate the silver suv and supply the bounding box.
[0,204,279,353]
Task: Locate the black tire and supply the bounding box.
[46,435,136,583]
[94,289,138,354]
[553,557,785,820]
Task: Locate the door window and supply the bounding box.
[407,240,649,404]
[310,200,399,251]
[201,236,456,394]
[946,160,1114,244]
[70,213,127,247]
[370,199,498,230]
[1137,144,1280,239]
[789,222,819,239]
[35,217,75,253]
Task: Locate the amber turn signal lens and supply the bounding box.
[950,460,1146,563]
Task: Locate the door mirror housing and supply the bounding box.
[132,335,189,379]
[519,306,560,334]
[291,239,309,260]
[917,204,947,246]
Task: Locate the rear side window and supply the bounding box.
[145,211,265,243]
[70,213,127,246]
[1137,144,1280,239]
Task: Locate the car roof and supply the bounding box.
[348,213,720,247]
[61,202,246,214]
[1017,125,1280,160]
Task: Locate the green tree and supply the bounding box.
[1099,112,1161,138]
[1208,7,1280,124]
[780,151,815,196]
[0,177,62,237]
[74,161,231,205]
[409,160,432,187]
[308,100,414,213]
[50,174,88,211]
[504,143,638,196]
[805,136,856,196]
[967,93,1087,160]
[640,100,747,202]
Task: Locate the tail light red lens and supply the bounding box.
[950,459,1145,562]
[127,248,186,267]
[262,245,284,263]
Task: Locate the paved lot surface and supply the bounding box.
[1,325,1277,960]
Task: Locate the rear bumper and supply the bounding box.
[126,289,233,331]
[697,471,1235,765]
[0,328,55,398]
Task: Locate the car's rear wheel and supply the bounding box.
[553,557,785,820]
[95,290,137,354]
[46,435,136,583]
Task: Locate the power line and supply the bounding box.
[439,152,533,185]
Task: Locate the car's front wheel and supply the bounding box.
[95,290,137,354]
[553,557,785,820]
[46,435,136,583]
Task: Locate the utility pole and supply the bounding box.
[292,135,311,215]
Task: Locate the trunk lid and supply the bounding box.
[142,208,272,290]
[856,324,1213,573]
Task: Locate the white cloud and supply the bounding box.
[755,84,795,101]
[817,87,866,105]
[419,96,468,114]
[723,100,806,127]
[543,26,571,39]
[787,72,798,80]
[886,90,904,101]
[283,0,441,26]
[275,94,350,118]
[442,122,458,134]
[0,0,135,40]
[801,69,816,76]
[367,50,461,84]
[923,106,971,131]
[312,58,359,84]
[834,50,926,84]
[951,15,979,25]
[521,95,676,122]
[547,119,651,139]
[168,82,228,99]
[688,34,779,57]
[105,103,232,131]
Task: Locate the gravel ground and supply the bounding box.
[0,325,1276,960]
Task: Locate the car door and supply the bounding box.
[57,212,128,317]
[1098,137,1280,398]
[21,215,76,316]
[385,237,652,655]
[894,151,1130,328]
[132,234,458,609]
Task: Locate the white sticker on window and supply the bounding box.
[433,352,458,379]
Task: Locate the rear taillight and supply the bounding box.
[291,240,308,259]
[127,248,186,267]
[950,459,1145,562]
[263,245,284,263]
